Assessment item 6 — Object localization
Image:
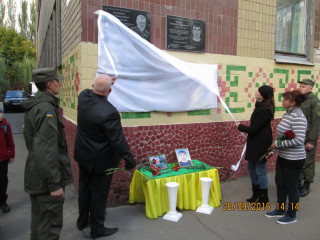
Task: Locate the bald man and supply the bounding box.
[74,74,136,239]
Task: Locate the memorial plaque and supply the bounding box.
[166,15,205,52]
[102,5,151,42]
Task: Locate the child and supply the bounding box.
[0,108,15,213]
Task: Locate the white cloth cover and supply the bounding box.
[96,10,219,112]
[96,10,245,171]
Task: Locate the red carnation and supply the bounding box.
[284,130,295,139]
[172,165,180,171]
[150,165,159,176]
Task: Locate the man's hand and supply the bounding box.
[9,158,14,164]
[305,143,314,150]
[50,188,65,199]
[125,160,137,170]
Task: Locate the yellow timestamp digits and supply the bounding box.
[222,202,271,211]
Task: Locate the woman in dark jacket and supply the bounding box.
[237,85,275,203]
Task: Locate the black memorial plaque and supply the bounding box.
[166,15,205,52]
[102,5,151,42]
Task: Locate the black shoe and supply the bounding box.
[299,182,310,197]
[257,188,269,204]
[76,219,89,231]
[0,203,10,213]
[299,187,309,197]
[91,227,118,239]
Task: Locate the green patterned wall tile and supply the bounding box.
[225,93,245,113]
[275,106,286,112]
[121,112,151,119]
[270,73,273,78]
[247,103,251,108]
[231,76,239,87]
[274,68,289,88]
[297,70,312,82]
[230,92,238,101]
[255,82,260,88]
[249,72,253,77]
[187,109,211,116]
[226,65,246,87]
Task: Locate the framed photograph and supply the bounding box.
[175,148,193,167]
[148,154,168,170]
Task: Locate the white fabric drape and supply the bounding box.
[96,10,218,112]
[96,10,245,171]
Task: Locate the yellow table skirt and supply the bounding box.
[129,168,221,219]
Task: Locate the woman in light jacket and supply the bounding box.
[265,90,306,224]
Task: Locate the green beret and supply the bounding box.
[298,78,315,87]
[32,68,64,83]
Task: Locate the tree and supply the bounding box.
[11,56,35,90]
[0,1,5,27]
[0,56,8,93]
[6,0,16,29]
[18,0,28,39]
[28,0,36,45]
[0,26,36,91]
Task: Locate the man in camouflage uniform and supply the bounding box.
[21,68,73,240]
[298,78,320,197]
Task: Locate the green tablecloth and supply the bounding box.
[139,159,214,179]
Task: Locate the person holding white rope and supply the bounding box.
[237,85,275,204]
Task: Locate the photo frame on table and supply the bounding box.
[148,154,168,170]
[175,148,193,168]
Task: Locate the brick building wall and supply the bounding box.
[81,0,238,54]
[35,0,320,204]
[61,0,82,59]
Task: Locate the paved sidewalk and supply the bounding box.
[1,133,320,240]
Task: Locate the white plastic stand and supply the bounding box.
[163,182,182,222]
[196,177,214,214]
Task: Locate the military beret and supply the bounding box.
[298,78,315,87]
[32,68,64,83]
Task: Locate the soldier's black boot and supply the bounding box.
[299,181,310,197]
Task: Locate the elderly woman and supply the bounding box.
[265,90,307,224]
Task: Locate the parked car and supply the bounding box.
[3,90,28,113]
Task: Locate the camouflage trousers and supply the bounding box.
[30,193,64,240]
[302,147,316,183]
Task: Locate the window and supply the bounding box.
[275,0,313,65]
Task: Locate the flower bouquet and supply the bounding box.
[277,130,295,145]
[258,130,295,161]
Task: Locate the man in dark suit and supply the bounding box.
[74,74,136,239]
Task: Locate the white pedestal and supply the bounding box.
[163,182,182,222]
[196,177,214,214]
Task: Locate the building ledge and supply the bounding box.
[275,54,315,66]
